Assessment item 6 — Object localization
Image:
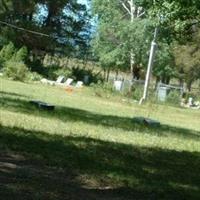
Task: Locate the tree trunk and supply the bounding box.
[179,78,184,88]
[115,70,119,80]
[161,76,170,84]
[132,65,140,80]
[103,68,106,81]
[155,76,160,90]
[166,77,170,85]
[187,81,192,92]
[106,69,110,82]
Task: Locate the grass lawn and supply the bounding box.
[0,78,200,200]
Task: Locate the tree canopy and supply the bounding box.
[92,0,155,78]
[0,0,91,57]
[91,0,200,87]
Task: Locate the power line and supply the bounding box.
[0,20,87,43]
[0,20,50,37]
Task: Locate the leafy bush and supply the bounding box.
[54,68,72,79]
[0,57,4,69]
[71,67,103,85]
[166,90,181,105]
[131,85,144,101]
[12,46,28,62]
[91,82,117,98]
[43,65,59,80]
[33,64,72,81]
[28,59,46,76]
[0,42,15,63]
[28,61,58,80]
[0,43,29,82]
[124,84,144,101]
[41,66,68,80]
[185,91,199,100]
[27,72,43,82]
[4,61,28,81]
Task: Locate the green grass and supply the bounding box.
[0,78,200,200]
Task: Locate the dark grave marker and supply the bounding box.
[30,100,55,111]
[133,117,160,127]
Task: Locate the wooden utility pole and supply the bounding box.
[130,0,135,73]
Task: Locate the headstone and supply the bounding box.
[114,80,123,91]
[64,78,73,86]
[30,100,55,111]
[133,117,160,127]
[188,97,193,106]
[157,86,170,102]
[41,78,48,84]
[84,75,90,85]
[56,76,65,84]
[48,80,55,86]
[76,81,83,88]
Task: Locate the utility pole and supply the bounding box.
[130,0,135,74]
[139,28,158,105]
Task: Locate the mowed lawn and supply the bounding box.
[0,78,200,200]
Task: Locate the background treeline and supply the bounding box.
[92,0,200,92]
[0,0,200,93]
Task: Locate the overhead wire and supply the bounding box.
[0,20,50,37]
[0,20,88,45]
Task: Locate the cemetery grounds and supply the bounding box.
[0,78,200,200]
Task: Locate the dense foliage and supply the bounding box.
[92,0,154,79]
[92,0,200,90]
[0,0,200,90]
[0,0,92,58]
[0,42,29,81]
[174,30,200,91]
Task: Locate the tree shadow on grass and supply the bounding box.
[0,125,199,200]
[1,93,200,141]
[0,91,30,99]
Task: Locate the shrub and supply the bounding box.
[0,57,4,69]
[185,91,199,100]
[0,42,15,62]
[131,85,144,101]
[124,84,144,101]
[27,72,43,82]
[166,90,181,105]
[41,66,68,80]
[71,67,103,85]
[91,82,117,98]
[4,61,28,81]
[12,46,28,62]
[28,59,46,76]
[54,68,72,79]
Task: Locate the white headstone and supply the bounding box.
[114,80,123,91]
[157,87,169,102]
[41,78,48,84]
[65,78,73,86]
[76,81,83,88]
[188,97,193,106]
[56,76,65,84]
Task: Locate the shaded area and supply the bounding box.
[0,91,30,99]
[0,125,200,200]
[1,91,200,140]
